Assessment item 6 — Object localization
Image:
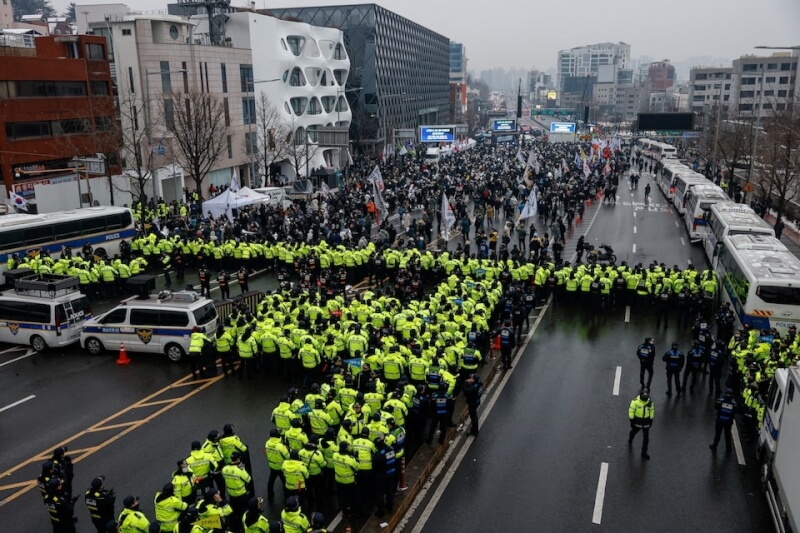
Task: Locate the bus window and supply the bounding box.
[24,225,54,245]
[756,286,800,306]
[0,229,23,249]
[60,220,82,239]
[81,217,106,233]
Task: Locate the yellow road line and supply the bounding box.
[0,371,223,506]
[137,398,181,408]
[87,421,138,432]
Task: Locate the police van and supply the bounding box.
[0,274,91,352]
[80,291,218,362]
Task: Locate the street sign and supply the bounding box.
[743,181,754,193]
[549,122,576,133]
[683,131,700,138]
[655,130,681,136]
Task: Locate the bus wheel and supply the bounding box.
[85,337,105,356]
[30,335,47,352]
[165,343,185,363]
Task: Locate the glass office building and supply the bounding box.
[267,4,450,153]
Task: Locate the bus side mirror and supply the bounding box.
[713,243,722,257]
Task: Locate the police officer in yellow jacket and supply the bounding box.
[221,451,251,530]
[154,483,188,532]
[189,330,212,379]
[628,389,655,460]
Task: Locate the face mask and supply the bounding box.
[182,467,189,473]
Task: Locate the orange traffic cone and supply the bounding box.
[577,215,582,224]
[116,342,131,365]
[587,198,592,206]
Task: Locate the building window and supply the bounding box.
[286,36,304,56]
[778,90,788,97]
[240,64,253,92]
[724,95,730,101]
[766,77,776,83]
[16,81,87,97]
[777,103,786,111]
[160,61,172,93]
[290,97,307,116]
[739,90,754,98]
[307,97,321,115]
[85,43,105,60]
[128,67,135,93]
[95,116,115,131]
[781,63,792,71]
[91,81,109,96]
[767,63,778,70]
[5,121,51,139]
[692,95,705,102]
[57,118,90,134]
[164,99,175,130]
[779,77,789,84]
[333,43,346,60]
[724,84,730,90]
[223,97,230,126]
[122,29,131,36]
[227,135,232,159]
[764,90,775,96]
[221,63,228,93]
[741,78,756,85]
[132,105,139,130]
[742,64,758,72]
[242,97,255,125]
[182,62,188,93]
[245,132,257,155]
[739,103,753,111]
[289,68,305,87]
[693,85,705,91]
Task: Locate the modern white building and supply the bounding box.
[223,11,352,180]
[557,42,631,90]
[83,7,255,199]
[688,66,733,114]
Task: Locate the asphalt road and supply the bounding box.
[413,180,773,532]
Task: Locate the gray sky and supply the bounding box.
[60,0,800,72]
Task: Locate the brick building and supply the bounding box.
[0,35,119,208]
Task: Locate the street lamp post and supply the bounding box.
[143,67,185,205]
[247,78,281,187]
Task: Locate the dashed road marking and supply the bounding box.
[675,220,679,227]
[613,367,622,396]
[633,226,637,234]
[632,243,636,254]
[680,237,686,246]
[625,306,631,323]
[592,462,610,524]
[0,395,35,413]
[732,421,746,466]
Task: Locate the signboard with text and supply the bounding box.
[492,119,517,132]
[419,126,456,143]
[549,122,576,133]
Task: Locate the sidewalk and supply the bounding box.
[762,212,800,259]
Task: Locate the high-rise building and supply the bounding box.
[450,42,467,83]
[557,42,630,90]
[449,42,467,124]
[266,4,451,153]
[688,67,733,114]
[647,60,676,91]
[0,35,119,209]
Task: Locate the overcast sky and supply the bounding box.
[60,0,800,72]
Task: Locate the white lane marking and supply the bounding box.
[732,420,747,466]
[633,212,636,219]
[613,367,622,396]
[404,301,551,532]
[633,226,637,234]
[680,237,686,246]
[625,306,631,323]
[0,394,35,413]
[632,243,637,254]
[0,346,25,355]
[592,462,610,524]
[0,349,35,368]
[675,220,679,227]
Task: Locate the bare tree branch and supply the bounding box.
[253,92,292,186]
[162,91,228,195]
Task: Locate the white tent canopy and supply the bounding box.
[202,188,269,220]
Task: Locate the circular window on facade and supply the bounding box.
[169,25,179,40]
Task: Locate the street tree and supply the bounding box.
[757,97,800,223]
[63,2,76,21]
[284,119,319,180]
[162,91,228,195]
[253,92,292,186]
[11,0,54,19]
[712,109,753,188]
[115,90,158,205]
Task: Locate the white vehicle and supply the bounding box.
[759,366,800,533]
[80,291,218,362]
[683,184,728,242]
[252,187,288,207]
[0,206,135,285]
[715,234,800,335]
[424,147,440,165]
[656,160,686,201]
[672,173,710,215]
[704,203,775,266]
[0,274,91,352]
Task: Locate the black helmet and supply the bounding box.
[285,496,300,511]
[207,429,219,441]
[311,512,325,527]
[162,483,174,495]
[223,424,234,435]
[640,389,650,401]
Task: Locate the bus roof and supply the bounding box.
[726,235,800,280]
[690,186,727,200]
[711,204,775,232]
[0,206,130,229]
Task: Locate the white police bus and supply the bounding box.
[0,206,135,284]
[672,172,710,215]
[716,234,800,335]
[704,203,775,267]
[683,184,728,243]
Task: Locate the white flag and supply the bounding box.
[369,165,388,223]
[441,191,456,237]
[516,148,526,164]
[399,145,408,156]
[230,170,240,193]
[583,161,591,178]
[9,191,28,211]
[518,187,538,220]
